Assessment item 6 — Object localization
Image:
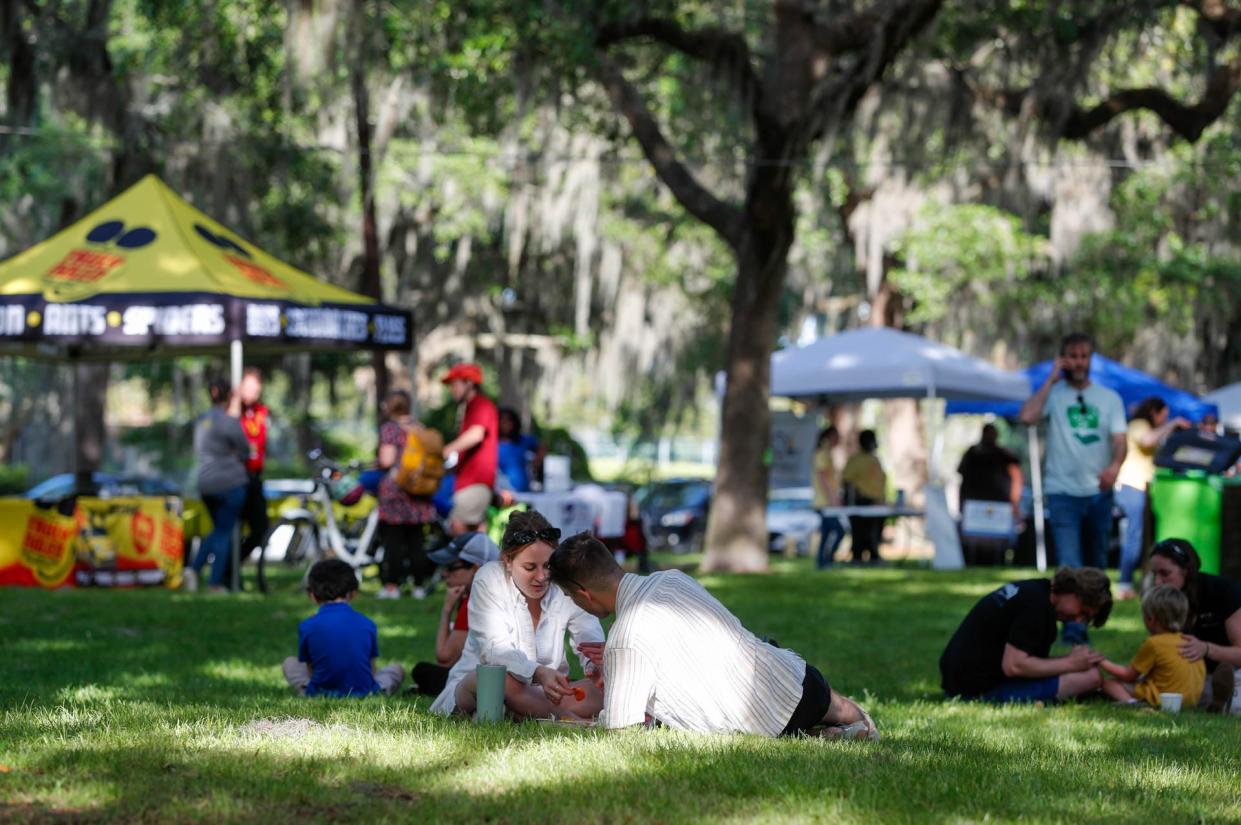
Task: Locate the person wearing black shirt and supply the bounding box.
[958,424,1023,508]
[939,567,1113,702]
[1149,539,1241,713]
[957,424,1023,565]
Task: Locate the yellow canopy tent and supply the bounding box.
[0,177,412,591]
[0,174,410,379]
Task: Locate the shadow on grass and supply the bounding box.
[4,711,1237,824]
[0,584,437,708]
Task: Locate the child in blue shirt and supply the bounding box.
[282,559,405,697]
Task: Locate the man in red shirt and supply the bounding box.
[441,362,499,534]
[236,367,270,560]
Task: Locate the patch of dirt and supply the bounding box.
[237,717,355,740]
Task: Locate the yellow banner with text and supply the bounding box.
[0,496,184,588]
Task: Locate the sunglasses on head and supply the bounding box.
[505,527,561,549]
[1155,540,1192,565]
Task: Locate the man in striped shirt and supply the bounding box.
[548,532,878,738]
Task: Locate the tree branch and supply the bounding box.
[1062,57,1241,139]
[976,54,1241,142]
[810,5,887,55]
[594,16,760,103]
[594,54,746,249]
[804,0,945,140]
[1182,0,1241,40]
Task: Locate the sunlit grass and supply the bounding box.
[1,561,1238,823]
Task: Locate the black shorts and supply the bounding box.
[780,665,832,736]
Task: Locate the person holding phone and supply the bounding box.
[1019,333,1126,644]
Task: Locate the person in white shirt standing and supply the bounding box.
[430,510,605,721]
[1019,332,1127,645]
[548,532,878,739]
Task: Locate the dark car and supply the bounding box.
[636,478,712,552]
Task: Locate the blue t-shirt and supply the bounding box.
[497,434,539,492]
[297,602,381,697]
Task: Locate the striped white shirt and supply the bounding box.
[600,570,806,736]
[429,560,604,715]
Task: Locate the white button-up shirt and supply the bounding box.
[600,570,806,736]
[430,560,605,714]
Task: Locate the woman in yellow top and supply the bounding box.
[1114,398,1189,599]
[1098,584,1205,707]
[812,427,847,569]
[840,430,887,565]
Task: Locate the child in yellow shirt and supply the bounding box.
[1099,584,1205,707]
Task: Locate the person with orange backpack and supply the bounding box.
[375,389,441,600]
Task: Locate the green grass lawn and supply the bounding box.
[1,558,1238,824]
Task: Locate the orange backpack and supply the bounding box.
[394,423,446,497]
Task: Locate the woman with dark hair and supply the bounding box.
[374,389,439,600]
[1114,398,1190,599]
[1149,538,1241,713]
[496,407,543,493]
[430,509,605,720]
[187,377,251,593]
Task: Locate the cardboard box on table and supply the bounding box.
[0,496,184,589]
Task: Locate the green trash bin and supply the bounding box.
[1149,468,1226,574]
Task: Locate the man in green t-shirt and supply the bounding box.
[1020,333,1126,643]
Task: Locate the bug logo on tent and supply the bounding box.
[42,220,158,300]
[193,223,288,290]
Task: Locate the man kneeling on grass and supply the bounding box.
[282,559,405,697]
[548,532,878,739]
[939,567,1112,703]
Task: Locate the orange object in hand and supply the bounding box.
[571,686,586,701]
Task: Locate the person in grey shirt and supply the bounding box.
[187,377,251,593]
[1020,332,1126,644]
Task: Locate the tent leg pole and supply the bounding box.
[230,338,243,592]
[230,339,243,388]
[1028,425,1047,572]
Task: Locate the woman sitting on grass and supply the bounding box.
[1148,538,1241,713]
[429,509,605,721]
[1098,584,1204,707]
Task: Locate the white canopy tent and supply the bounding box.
[771,327,1030,402]
[770,328,1031,570]
[1204,382,1241,431]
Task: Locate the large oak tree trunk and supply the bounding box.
[702,174,796,572]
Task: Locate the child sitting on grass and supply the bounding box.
[282,559,405,697]
[1098,584,1205,707]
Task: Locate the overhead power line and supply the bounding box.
[0,124,1235,172]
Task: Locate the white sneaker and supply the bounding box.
[376,587,400,600]
[182,569,199,593]
[412,586,428,600]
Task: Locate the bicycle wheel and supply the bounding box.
[256,518,322,594]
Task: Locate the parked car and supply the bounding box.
[767,486,820,556]
[24,472,181,501]
[636,478,711,552]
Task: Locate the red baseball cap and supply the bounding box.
[441,362,483,385]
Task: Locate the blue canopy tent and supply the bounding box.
[945,355,1218,571]
[945,355,1219,421]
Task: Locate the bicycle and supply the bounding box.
[256,450,388,593]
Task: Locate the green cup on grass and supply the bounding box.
[474,664,507,722]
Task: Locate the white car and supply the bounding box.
[767,487,822,556]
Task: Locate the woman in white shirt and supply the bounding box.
[430,509,605,720]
